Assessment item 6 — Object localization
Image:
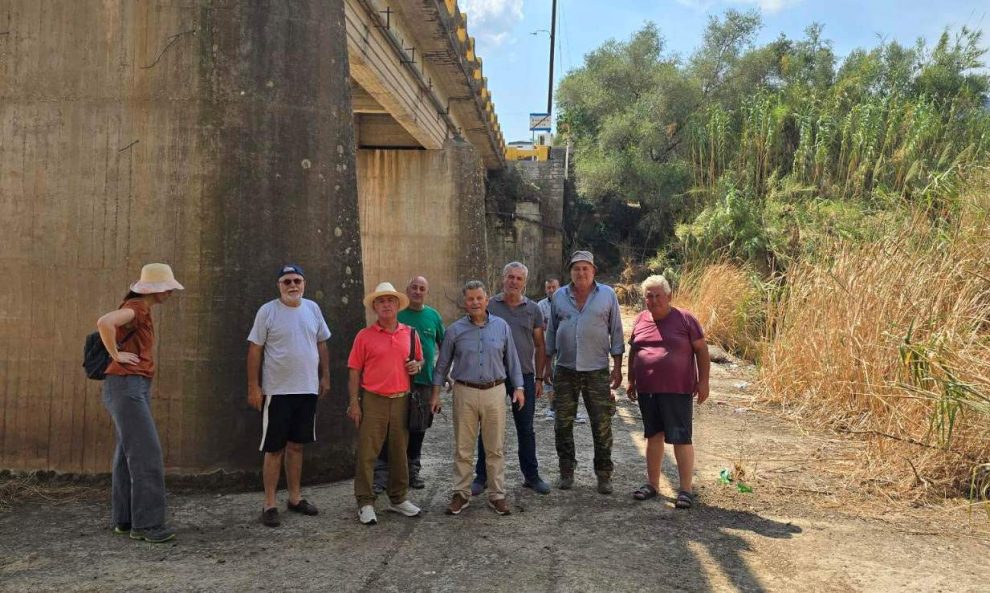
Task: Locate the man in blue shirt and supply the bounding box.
[544,251,625,494]
[431,280,524,516]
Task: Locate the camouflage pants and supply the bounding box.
[553,366,615,477]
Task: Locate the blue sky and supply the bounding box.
[458,0,990,142]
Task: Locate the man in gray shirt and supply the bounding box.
[472,262,550,495]
[544,251,625,494]
[430,280,524,516]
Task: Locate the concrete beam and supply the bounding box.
[351,79,388,113]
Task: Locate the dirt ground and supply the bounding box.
[2,311,989,592]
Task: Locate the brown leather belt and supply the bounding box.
[365,389,408,399]
[455,379,505,390]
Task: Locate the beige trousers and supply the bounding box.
[354,390,409,506]
[452,383,506,501]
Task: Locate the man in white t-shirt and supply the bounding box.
[247,264,331,528]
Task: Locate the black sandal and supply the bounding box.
[675,490,695,509]
[632,484,658,501]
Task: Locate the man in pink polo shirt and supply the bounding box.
[347,282,425,525]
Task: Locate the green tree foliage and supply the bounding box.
[558,11,990,273]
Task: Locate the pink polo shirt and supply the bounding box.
[629,308,704,394]
[347,322,424,395]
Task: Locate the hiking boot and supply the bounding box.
[372,482,385,495]
[260,507,280,528]
[388,499,422,517]
[558,472,574,490]
[470,479,486,496]
[597,476,613,495]
[287,498,319,516]
[358,505,378,525]
[409,470,426,490]
[112,522,131,535]
[487,498,512,516]
[446,494,470,515]
[523,476,551,495]
[129,525,176,543]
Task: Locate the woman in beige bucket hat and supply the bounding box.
[94,263,184,544]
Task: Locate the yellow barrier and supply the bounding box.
[505,145,550,161]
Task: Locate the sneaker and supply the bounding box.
[470,480,486,497]
[597,476,613,495]
[112,522,131,535]
[575,411,589,424]
[260,507,280,528]
[523,477,551,495]
[409,473,426,490]
[129,525,176,543]
[446,494,470,515]
[372,483,385,495]
[358,505,378,525]
[287,499,319,516]
[487,498,511,516]
[544,408,556,421]
[387,499,422,517]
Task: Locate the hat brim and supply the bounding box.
[568,259,597,270]
[363,290,409,310]
[130,279,185,294]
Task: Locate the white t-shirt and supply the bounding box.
[248,298,332,396]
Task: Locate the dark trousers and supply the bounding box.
[475,373,538,482]
[102,375,167,529]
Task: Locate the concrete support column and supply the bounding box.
[357,140,488,322]
[0,1,364,479]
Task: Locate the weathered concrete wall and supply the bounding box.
[0,1,364,480]
[487,148,566,296]
[357,140,488,322]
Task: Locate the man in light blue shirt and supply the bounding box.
[431,281,524,516]
[544,251,624,494]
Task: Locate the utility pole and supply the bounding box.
[546,0,557,116]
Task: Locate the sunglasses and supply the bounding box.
[280,278,304,286]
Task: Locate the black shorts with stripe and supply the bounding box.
[637,393,693,444]
[260,394,318,452]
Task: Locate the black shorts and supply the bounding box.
[638,393,693,444]
[260,394,318,452]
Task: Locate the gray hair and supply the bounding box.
[502,261,529,279]
[462,280,487,295]
[641,274,672,296]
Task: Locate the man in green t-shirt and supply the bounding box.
[374,276,446,490]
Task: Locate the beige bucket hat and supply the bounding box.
[363,281,409,310]
[130,263,185,294]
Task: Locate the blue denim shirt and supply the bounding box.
[545,282,625,372]
[433,314,525,389]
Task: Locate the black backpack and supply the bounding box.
[82,329,135,380]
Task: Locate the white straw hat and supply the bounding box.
[363,281,409,310]
[130,263,185,294]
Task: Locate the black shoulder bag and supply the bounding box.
[407,328,433,432]
[83,328,136,380]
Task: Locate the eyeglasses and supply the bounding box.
[280,278,304,286]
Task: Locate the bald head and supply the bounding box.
[406,276,429,310]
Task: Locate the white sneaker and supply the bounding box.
[544,409,556,421]
[576,411,588,424]
[358,505,377,525]
[387,499,422,517]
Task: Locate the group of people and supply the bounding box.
[95,250,710,543]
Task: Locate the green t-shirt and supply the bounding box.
[398,305,445,386]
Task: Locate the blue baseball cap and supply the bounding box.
[277,264,305,280]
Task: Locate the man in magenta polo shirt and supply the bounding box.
[626,275,710,509]
[347,282,425,525]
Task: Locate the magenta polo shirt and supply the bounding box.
[629,308,704,394]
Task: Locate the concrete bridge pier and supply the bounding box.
[356,140,489,321]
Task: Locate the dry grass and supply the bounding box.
[758,178,990,499]
[674,263,764,361]
[0,474,102,512]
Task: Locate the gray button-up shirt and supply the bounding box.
[487,294,544,375]
[433,314,525,389]
[545,282,625,372]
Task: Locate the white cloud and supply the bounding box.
[460,0,525,46]
[675,0,801,15]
